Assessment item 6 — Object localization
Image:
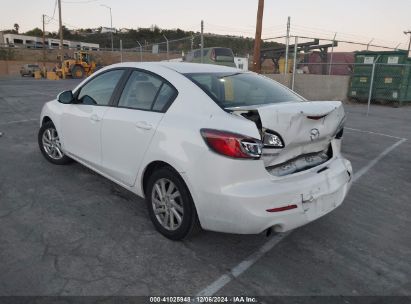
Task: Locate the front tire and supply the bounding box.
[38,121,72,165]
[146,167,200,240]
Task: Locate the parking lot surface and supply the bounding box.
[0,77,410,297]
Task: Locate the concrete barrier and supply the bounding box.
[266,74,350,102]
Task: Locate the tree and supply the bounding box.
[25,28,43,37]
[13,23,19,33]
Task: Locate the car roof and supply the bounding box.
[106,61,241,74]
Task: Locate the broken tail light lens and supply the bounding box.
[200,129,262,159]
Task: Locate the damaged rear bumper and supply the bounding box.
[192,155,352,235]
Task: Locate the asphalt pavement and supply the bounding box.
[0,77,410,299]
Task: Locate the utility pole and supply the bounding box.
[200,20,204,63]
[252,0,264,73]
[101,5,113,51]
[191,35,194,51]
[42,14,46,67]
[58,0,63,50]
[284,16,291,75]
[57,0,65,79]
[404,31,411,56]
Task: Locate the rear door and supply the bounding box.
[100,69,178,186]
[60,69,126,169]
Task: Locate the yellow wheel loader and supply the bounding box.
[55,51,96,79]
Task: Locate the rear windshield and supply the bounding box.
[215,48,233,57]
[184,72,303,108]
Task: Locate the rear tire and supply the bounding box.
[71,65,85,79]
[146,167,201,240]
[38,121,72,165]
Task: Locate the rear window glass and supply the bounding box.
[215,48,233,58]
[184,72,303,108]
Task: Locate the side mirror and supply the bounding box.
[57,90,74,104]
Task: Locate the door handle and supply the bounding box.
[135,121,153,130]
[90,114,101,122]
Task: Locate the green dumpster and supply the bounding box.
[348,50,411,105]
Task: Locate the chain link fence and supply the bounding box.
[267,62,410,115]
[262,36,410,114]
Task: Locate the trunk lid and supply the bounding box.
[228,101,345,169]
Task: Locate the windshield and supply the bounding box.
[184,72,303,108]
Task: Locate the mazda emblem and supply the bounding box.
[310,128,320,141]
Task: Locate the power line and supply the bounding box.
[263,34,405,51]
[51,0,58,20]
[292,24,401,47]
[43,16,80,30]
[43,0,58,25]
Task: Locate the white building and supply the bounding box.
[1,33,99,50]
[101,27,116,34]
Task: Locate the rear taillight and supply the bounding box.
[200,129,262,159]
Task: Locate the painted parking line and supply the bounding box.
[196,232,290,297]
[352,138,406,183]
[345,127,407,141]
[0,118,38,126]
[196,130,407,297]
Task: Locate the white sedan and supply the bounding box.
[38,62,352,240]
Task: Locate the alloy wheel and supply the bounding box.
[42,128,64,160]
[151,178,184,231]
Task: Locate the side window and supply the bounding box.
[77,70,124,106]
[189,74,219,99]
[152,83,177,112]
[118,71,162,110]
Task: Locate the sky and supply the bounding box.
[1,0,410,50]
